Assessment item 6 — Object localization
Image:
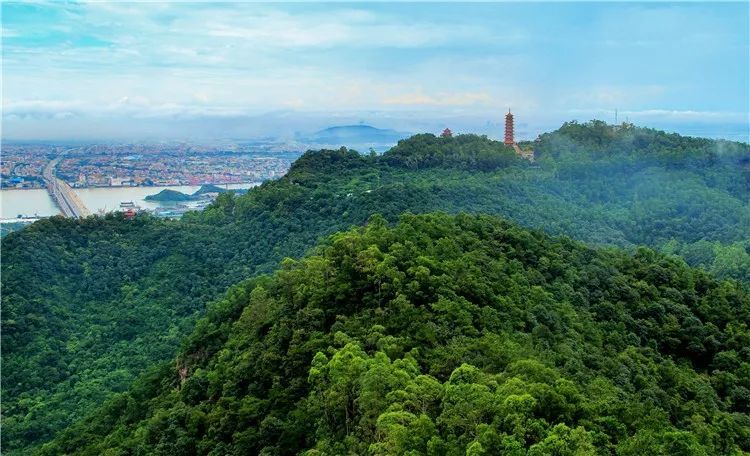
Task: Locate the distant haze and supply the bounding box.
[2,2,748,142]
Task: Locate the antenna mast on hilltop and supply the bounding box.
[615,108,618,124]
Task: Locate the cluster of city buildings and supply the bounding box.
[0,144,62,189]
[1,143,296,189]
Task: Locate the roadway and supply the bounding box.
[43,152,91,218]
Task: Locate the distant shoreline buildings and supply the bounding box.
[1,144,294,190]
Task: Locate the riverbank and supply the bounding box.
[0,183,259,219]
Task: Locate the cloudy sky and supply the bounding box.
[2,1,748,141]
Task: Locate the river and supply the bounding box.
[0,183,259,219]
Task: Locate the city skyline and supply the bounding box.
[3,1,749,141]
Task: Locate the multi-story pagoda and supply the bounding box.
[503,109,534,161]
[504,109,514,145]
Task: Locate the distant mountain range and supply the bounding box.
[301,124,411,151]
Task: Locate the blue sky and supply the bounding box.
[2,1,748,141]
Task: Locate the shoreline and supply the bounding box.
[1,182,262,219]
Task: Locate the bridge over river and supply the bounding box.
[43,153,90,218]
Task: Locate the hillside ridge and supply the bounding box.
[39,212,750,455]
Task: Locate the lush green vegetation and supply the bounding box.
[39,213,750,455]
[145,184,234,201]
[0,221,32,237]
[145,188,195,201]
[2,121,748,454]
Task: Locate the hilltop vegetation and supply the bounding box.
[0,221,32,237]
[2,121,749,454]
[145,188,195,201]
[40,213,750,455]
[145,184,236,202]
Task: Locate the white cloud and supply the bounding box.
[383,91,494,107]
[565,85,667,106]
[2,2,746,140]
[566,108,748,123]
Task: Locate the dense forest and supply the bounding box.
[2,121,749,454]
[37,213,750,454]
[1,221,32,237]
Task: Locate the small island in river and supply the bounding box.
[145,184,242,202]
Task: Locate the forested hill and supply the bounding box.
[38,213,750,455]
[2,121,749,454]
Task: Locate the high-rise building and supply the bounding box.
[504,109,514,145]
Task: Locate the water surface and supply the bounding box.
[1,183,258,219]
[1,189,60,218]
